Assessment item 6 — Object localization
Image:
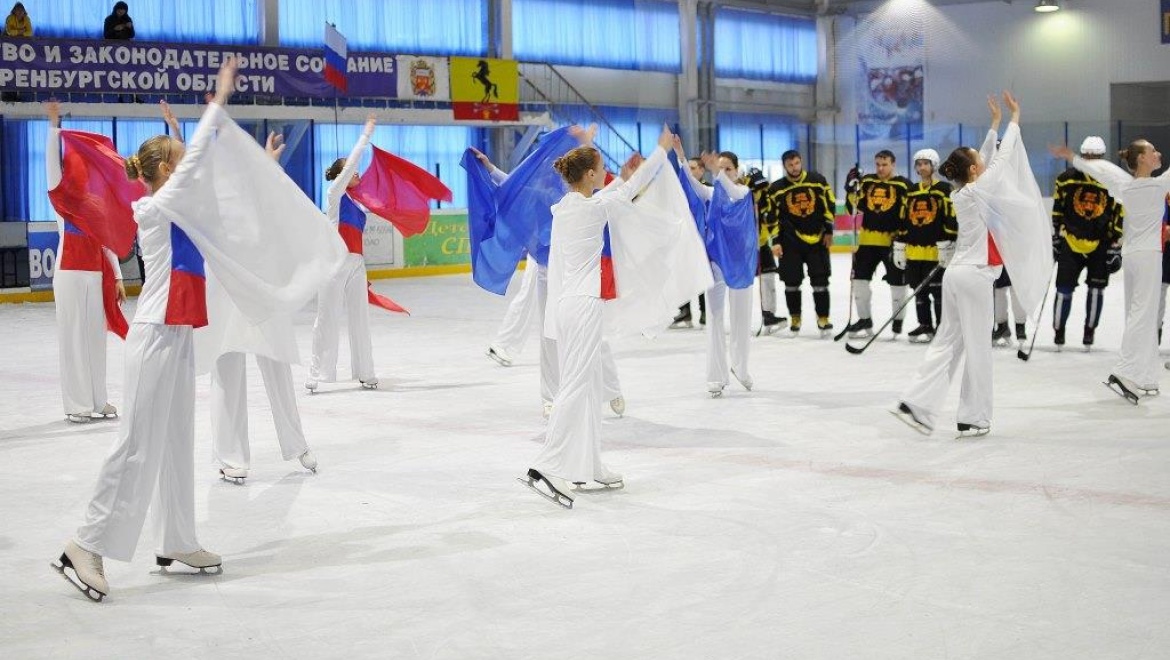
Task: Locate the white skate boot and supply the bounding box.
[219,466,248,484]
[486,345,513,367]
[304,379,318,394]
[542,401,553,419]
[95,403,118,419]
[52,540,108,602]
[731,367,753,392]
[609,396,625,417]
[156,549,222,574]
[299,449,318,472]
[360,377,379,390]
[65,413,92,424]
[707,382,726,398]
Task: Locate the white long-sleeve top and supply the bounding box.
[1073,156,1170,255]
[546,146,669,302]
[131,103,224,324]
[46,126,122,278]
[325,126,373,227]
[683,166,749,203]
[949,127,1009,269]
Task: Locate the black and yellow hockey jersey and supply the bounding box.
[1052,167,1124,254]
[762,171,836,245]
[846,174,912,247]
[897,180,957,261]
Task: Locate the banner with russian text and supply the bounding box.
[449,57,518,121]
[0,37,396,98]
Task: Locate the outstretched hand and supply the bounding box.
[265,131,285,160]
[160,100,182,141]
[213,56,238,106]
[657,123,673,150]
[569,123,597,146]
[700,151,720,173]
[620,152,644,181]
[1003,90,1020,122]
[987,94,1002,127]
[1048,144,1075,161]
[469,146,492,168]
[670,134,686,161]
[364,112,377,135]
[46,100,60,127]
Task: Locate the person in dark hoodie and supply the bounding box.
[104,2,134,40]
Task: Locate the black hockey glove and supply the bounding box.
[845,164,861,194]
[1052,234,1063,260]
[745,167,768,192]
[1106,245,1122,274]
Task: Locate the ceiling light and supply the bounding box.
[1035,0,1060,12]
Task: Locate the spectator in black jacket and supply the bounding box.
[104,2,133,40]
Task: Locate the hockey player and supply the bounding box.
[1050,136,1124,351]
[1051,138,1170,401]
[45,101,127,424]
[763,149,836,336]
[896,92,1051,436]
[845,150,912,338]
[748,166,785,333]
[307,114,380,393]
[893,148,955,342]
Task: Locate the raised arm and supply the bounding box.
[45,101,62,190]
[712,169,749,202]
[161,100,182,142]
[1072,157,1134,198]
[470,147,508,184]
[601,125,674,202]
[327,112,376,208]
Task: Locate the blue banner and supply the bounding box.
[1163,0,1170,44]
[0,37,398,98]
[27,222,58,291]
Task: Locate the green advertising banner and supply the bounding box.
[403,210,470,267]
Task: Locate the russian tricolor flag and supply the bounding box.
[324,23,347,92]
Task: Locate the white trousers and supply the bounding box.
[994,285,1027,325]
[492,257,541,358]
[1114,251,1161,388]
[310,253,374,382]
[532,296,613,483]
[900,265,997,429]
[706,263,753,387]
[760,271,777,314]
[211,352,308,470]
[54,269,109,415]
[75,323,200,562]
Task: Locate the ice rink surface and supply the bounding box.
[1,254,1167,659]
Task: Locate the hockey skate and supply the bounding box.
[992,322,1011,347]
[1165,361,1169,371]
[156,549,222,574]
[65,413,92,424]
[761,311,785,335]
[956,422,990,439]
[52,541,108,602]
[846,318,873,338]
[907,325,934,343]
[486,345,513,366]
[817,317,833,339]
[1053,328,1066,352]
[707,382,726,398]
[669,307,693,329]
[299,449,318,473]
[1082,327,1095,353]
[304,379,318,394]
[219,466,248,484]
[891,402,932,435]
[1015,323,1027,343]
[518,468,574,509]
[609,396,626,417]
[891,319,904,338]
[94,403,118,419]
[1104,375,1141,405]
[788,315,802,336]
[360,377,379,390]
[731,368,753,392]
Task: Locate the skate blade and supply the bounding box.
[889,408,932,436]
[360,383,378,390]
[218,470,246,485]
[572,480,625,491]
[1103,379,1140,405]
[708,390,724,399]
[157,564,224,576]
[518,472,573,509]
[486,350,512,367]
[955,428,990,440]
[51,558,105,602]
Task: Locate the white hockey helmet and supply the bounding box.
[1079,136,1106,156]
[913,148,940,168]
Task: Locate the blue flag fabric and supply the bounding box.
[668,150,707,237]
[705,181,758,290]
[461,127,578,295]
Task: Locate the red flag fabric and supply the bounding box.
[100,257,128,339]
[350,146,453,238]
[47,130,145,259]
[367,283,409,315]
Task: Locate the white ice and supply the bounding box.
[1,253,1167,659]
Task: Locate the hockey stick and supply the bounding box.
[1017,263,1058,362]
[845,261,943,355]
[833,209,864,342]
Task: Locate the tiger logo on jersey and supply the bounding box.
[907,197,939,227]
[1071,187,1106,221]
[865,184,897,213]
[785,190,816,218]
